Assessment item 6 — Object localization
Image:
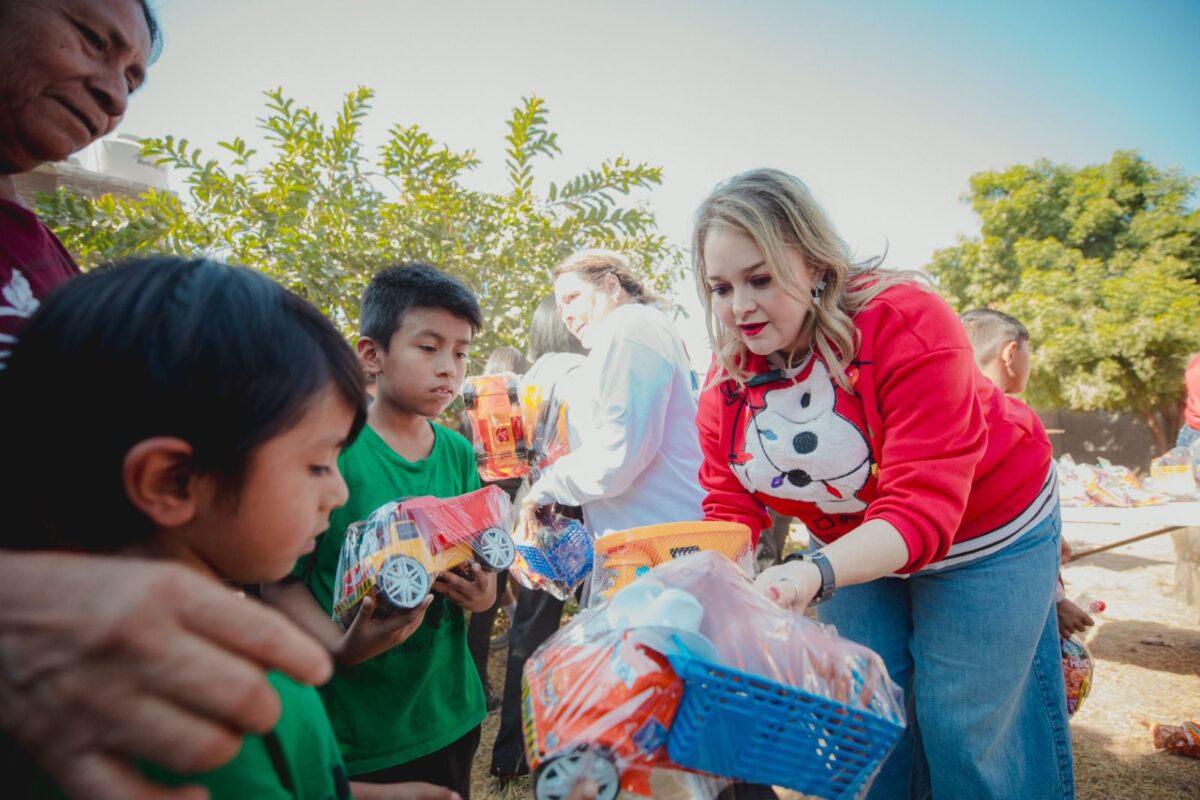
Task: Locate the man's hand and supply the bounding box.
[433,563,497,613]
[336,594,433,666]
[0,552,332,800]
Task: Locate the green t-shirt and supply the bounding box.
[291,422,486,775]
[143,672,350,799]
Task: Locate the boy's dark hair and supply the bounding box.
[0,256,367,552]
[529,294,586,361]
[360,263,484,348]
[961,308,1029,364]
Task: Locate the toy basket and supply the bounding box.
[666,644,904,800]
[591,521,753,600]
[515,517,593,589]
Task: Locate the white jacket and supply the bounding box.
[527,303,704,535]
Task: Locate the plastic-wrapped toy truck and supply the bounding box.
[523,627,683,799]
[463,375,529,481]
[591,520,754,600]
[524,551,906,800]
[332,485,517,625]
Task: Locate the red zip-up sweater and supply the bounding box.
[698,282,1053,573]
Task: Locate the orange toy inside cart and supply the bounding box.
[592,521,753,600]
[463,375,528,481]
[523,632,684,800]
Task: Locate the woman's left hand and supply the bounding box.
[755,559,822,612]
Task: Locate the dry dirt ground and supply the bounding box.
[470,519,1200,799]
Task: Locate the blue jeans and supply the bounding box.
[816,510,1074,800]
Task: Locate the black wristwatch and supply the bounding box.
[782,549,837,604]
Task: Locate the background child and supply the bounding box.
[0,256,457,799]
[266,263,494,798]
[962,307,1094,636]
[960,307,1032,395]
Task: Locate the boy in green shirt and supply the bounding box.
[268,263,495,798]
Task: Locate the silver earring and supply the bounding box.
[811,279,827,300]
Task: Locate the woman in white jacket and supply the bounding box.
[522,250,705,536]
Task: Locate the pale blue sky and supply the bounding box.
[115,0,1200,360]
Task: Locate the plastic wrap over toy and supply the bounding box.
[523,550,906,800]
[511,506,594,601]
[464,375,529,481]
[590,521,754,602]
[1060,635,1094,717]
[331,485,516,627]
[523,380,572,479]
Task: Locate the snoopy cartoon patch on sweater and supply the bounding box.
[730,360,873,514]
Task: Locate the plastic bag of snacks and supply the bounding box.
[523,550,905,800]
[590,520,755,602]
[1147,447,1199,498]
[510,505,593,601]
[463,375,529,481]
[331,485,516,626]
[1060,635,1094,717]
[1151,721,1200,758]
[1056,454,1173,507]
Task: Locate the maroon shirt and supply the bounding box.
[0,199,80,368]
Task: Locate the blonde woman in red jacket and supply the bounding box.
[694,169,1073,800]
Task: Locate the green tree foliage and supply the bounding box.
[37,87,682,355]
[928,151,1200,451]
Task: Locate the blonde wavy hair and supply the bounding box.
[693,169,926,389]
[551,249,661,307]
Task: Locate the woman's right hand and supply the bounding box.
[336,593,433,665]
[754,559,822,612]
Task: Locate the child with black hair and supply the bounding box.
[962,307,1094,638]
[0,256,459,799]
[266,263,495,798]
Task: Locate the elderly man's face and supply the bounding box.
[0,0,152,174]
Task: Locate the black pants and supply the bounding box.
[489,583,567,776]
[465,477,523,696]
[466,570,507,695]
[352,725,481,799]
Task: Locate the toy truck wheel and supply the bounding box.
[462,384,478,410]
[533,747,620,800]
[474,526,516,570]
[377,555,430,610]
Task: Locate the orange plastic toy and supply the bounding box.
[592,520,753,599]
[464,375,528,481]
[523,632,684,800]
